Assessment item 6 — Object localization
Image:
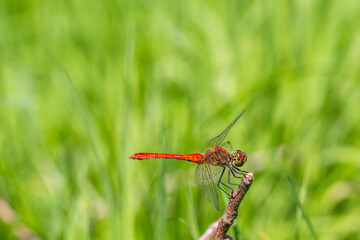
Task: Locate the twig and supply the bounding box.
[199,221,218,240]
[199,172,254,240]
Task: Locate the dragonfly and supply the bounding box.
[129,110,248,211]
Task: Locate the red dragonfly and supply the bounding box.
[129,110,248,211]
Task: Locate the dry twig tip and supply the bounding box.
[200,172,254,240]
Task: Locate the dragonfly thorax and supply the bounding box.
[231,150,247,167]
[201,146,231,166]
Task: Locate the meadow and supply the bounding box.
[1,0,360,239]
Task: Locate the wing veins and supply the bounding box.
[208,109,246,147]
[194,164,220,211]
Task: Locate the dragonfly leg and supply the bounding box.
[218,182,232,195]
[225,168,247,190]
[227,168,240,186]
[217,167,232,194]
[230,168,243,179]
[232,165,248,174]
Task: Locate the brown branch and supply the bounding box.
[199,221,218,240]
[199,172,254,240]
[199,220,233,240]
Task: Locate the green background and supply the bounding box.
[1,0,360,239]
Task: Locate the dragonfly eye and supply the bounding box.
[234,150,247,167]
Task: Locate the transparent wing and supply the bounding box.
[208,109,246,148]
[221,141,233,151]
[194,164,220,211]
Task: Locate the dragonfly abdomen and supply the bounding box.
[129,152,203,163]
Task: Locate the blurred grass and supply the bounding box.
[1,0,360,239]
[287,176,317,240]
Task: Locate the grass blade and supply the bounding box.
[287,176,318,240]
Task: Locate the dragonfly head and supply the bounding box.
[233,150,247,167]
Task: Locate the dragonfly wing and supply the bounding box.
[194,164,220,211]
[221,141,233,151]
[208,109,246,147]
